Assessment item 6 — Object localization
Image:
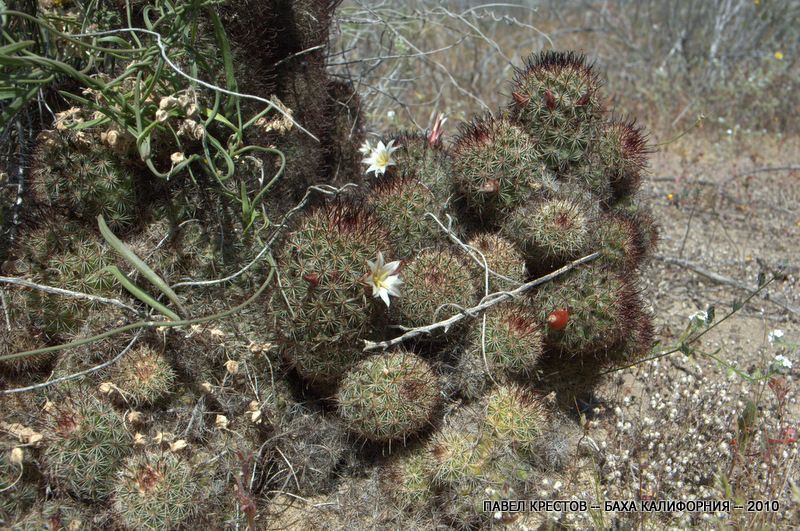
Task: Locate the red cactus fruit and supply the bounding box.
[547,308,570,330]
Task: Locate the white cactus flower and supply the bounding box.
[365,251,402,307]
[362,140,400,176]
[358,139,373,156]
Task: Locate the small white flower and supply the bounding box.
[358,139,373,156]
[387,110,396,120]
[768,329,785,344]
[362,140,400,176]
[773,354,792,371]
[364,251,402,307]
[689,310,708,324]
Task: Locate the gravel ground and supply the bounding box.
[535,133,800,529]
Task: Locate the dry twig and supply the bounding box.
[656,255,800,316]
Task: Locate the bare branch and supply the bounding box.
[656,255,800,316]
[0,276,138,314]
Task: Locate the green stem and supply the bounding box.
[601,277,775,375]
[104,265,181,321]
[97,214,188,317]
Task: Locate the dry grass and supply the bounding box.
[331,0,800,137]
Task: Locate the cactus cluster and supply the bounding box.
[509,50,603,171]
[383,384,546,527]
[112,452,200,530]
[109,345,176,406]
[337,350,440,442]
[261,48,656,523]
[450,116,554,225]
[42,395,132,500]
[0,0,658,526]
[30,130,140,232]
[271,201,391,386]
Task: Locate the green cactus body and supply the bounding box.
[597,121,649,202]
[273,201,391,384]
[0,291,53,374]
[564,152,614,202]
[610,201,660,260]
[392,248,477,334]
[163,325,229,386]
[382,452,436,514]
[466,233,526,292]
[23,230,117,337]
[509,51,603,171]
[605,299,655,366]
[337,350,440,442]
[10,500,88,531]
[0,328,52,375]
[429,429,494,488]
[623,304,655,361]
[43,395,132,500]
[467,303,544,378]
[527,266,636,355]
[112,452,199,530]
[436,477,503,529]
[436,451,534,529]
[428,412,537,529]
[391,133,452,203]
[174,220,246,279]
[30,130,139,231]
[110,345,175,406]
[367,176,442,259]
[483,384,547,457]
[122,218,182,281]
[9,218,74,272]
[502,195,596,273]
[596,211,648,271]
[450,117,553,225]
